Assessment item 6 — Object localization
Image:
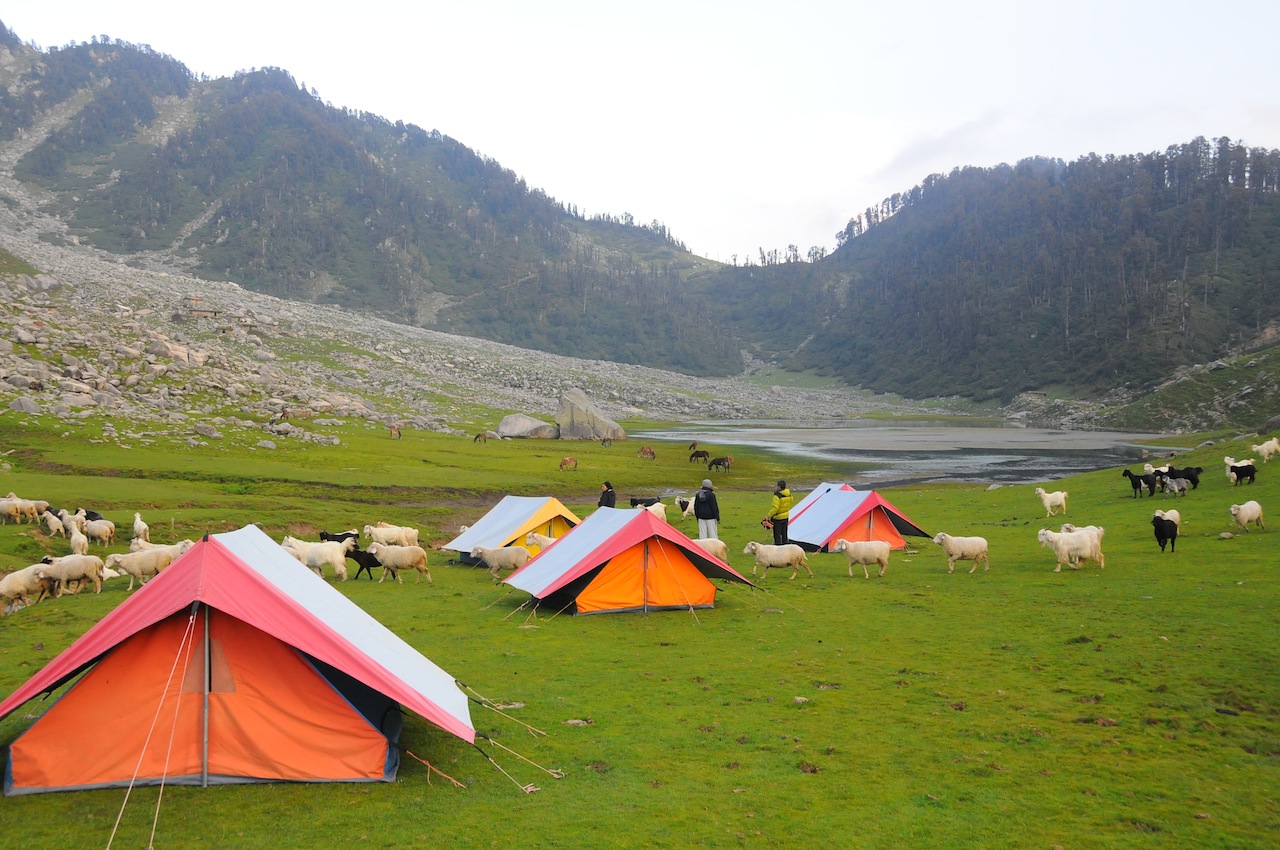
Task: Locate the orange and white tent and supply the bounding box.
[787,483,929,552]
[0,525,474,795]
[503,507,754,615]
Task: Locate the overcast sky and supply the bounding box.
[4,2,1278,262]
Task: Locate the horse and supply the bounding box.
[559,456,578,472]
[389,424,401,439]
[473,432,488,443]
[636,446,656,460]
[689,450,710,463]
[708,455,733,472]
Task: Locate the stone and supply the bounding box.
[8,397,42,414]
[496,413,560,439]
[555,387,626,441]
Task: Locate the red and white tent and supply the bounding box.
[787,482,929,552]
[1,524,473,795]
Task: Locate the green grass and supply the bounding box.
[0,417,1276,848]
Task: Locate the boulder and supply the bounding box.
[555,388,626,441]
[496,413,560,439]
[8,397,42,414]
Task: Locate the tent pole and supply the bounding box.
[202,603,210,788]
[642,541,650,612]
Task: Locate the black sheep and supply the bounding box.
[320,529,359,544]
[629,496,661,507]
[1168,466,1203,489]
[1230,463,1257,485]
[1152,515,1178,552]
[346,546,383,581]
[1122,468,1156,497]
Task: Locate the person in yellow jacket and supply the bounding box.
[764,480,793,545]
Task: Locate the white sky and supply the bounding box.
[4,1,1278,262]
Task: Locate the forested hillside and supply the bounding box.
[701,140,1280,401]
[2,23,1279,403]
[0,27,738,375]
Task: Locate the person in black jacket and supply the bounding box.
[598,481,617,509]
[694,478,720,539]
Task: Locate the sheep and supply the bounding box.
[690,538,729,563]
[320,529,360,545]
[1154,508,1181,527]
[1228,463,1257,486]
[83,518,116,547]
[742,541,812,580]
[1223,456,1256,481]
[132,512,150,542]
[40,509,66,537]
[58,509,85,534]
[0,565,57,612]
[67,523,89,556]
[281,536,354,580]
[105,545,187,591]
[1033,487,1068,517]
[1156,473,1190,497]
[1151,515,1178,553]
[2,493,40,523]
[675,496,696,519]
[365,522,420,548]
[1167,465,1203,489]
[559,456,578,472]
[525,531,557,550]
[367,542,432,584]
[1229,501,1265,532]
[1250,437,1280,463]
[1121,469,1157,498]
[629,496,661,507]
[37,554,106,596]
[640,502,668,522]
[831,538,892,578]
[470,544,530,580]
[931,532,990,574]
[346,546,382,580]
[0,498,22,525]
[1037,527,1105,572]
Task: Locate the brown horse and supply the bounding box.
[389,424,401,439]
[559,456,578,472]
[636,446,656,460]
[473,432,488,443]
[689,450,710,463]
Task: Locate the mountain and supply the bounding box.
[3,23,1279,409]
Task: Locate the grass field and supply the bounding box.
[0,416,1276,849]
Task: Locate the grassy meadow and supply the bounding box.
[0,415,1276,849]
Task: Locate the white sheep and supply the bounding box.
[83,518,116,547]
[281,536,354,580]
[132,512,150,542]
[367,542,432,584]
[1037,527,1105,572]
[105,543,191,591]
[640,502,667,523]
[1223,456,1256,480]
[58,509,85,534]
[742,541,812,580]
[37,554,106,596]
[470,544,530,579]
[129,536,196,554]
[690,538,729,563]
[1033,487,1068,517]
[931,532,990,574]
[3,493,39,523]
[1229,501,1265,532]
[0,565,57,611]
[364,523,420,548]
[831,538,892,578]
[41,509,66,537]
[525,531,557,551]
[0,499,21,525]
[1251,438,1279,463]
[67,523,89,556]
[1153,509,1181,527]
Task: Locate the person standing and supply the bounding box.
[693,478,720,539]
[598,481,617,509]
[765,479,793,545]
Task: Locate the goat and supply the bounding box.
[1121,468,1156,498]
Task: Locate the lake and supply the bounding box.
[631,420,1178,487]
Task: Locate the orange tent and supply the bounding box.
[1,525,474,795]
[787,484,929,551]
[504,508,754,615]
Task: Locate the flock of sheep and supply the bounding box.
[2,434,1273,614]
[0,501,439,615]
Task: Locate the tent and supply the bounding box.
[503,507,755,615]
[786,482,929,552]
[0,525,474,796]
[444,495,581,562]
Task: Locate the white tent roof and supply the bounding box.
[442,495,577,554]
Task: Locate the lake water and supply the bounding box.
[632,420,1175,487]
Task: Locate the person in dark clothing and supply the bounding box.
[693,478,720,539]
[765,480,793,546]
[598,481,617,509]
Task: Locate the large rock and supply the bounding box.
[555,388,625,441]
[496,413,560,439]
[8,397,42,414]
